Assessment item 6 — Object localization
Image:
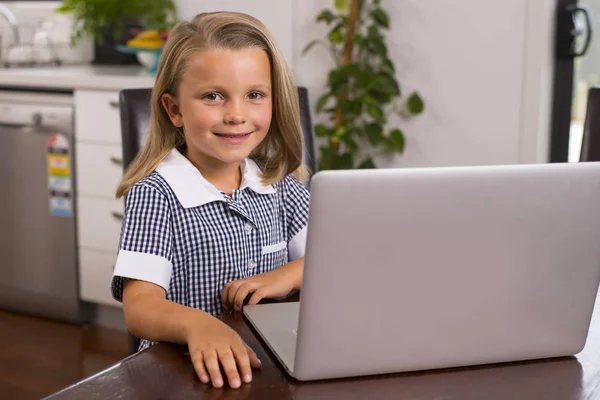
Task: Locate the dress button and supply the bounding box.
[248,260,257,270]
[244,223,253,234]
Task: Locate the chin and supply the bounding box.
[216,152,252,165]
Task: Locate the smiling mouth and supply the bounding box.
[213,131,253,138]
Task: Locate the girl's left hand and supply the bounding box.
[222,260,303,311]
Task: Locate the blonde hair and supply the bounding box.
[116,11,305,198]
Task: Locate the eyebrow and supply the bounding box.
[195,84,271,93]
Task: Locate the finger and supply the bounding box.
[221,283,230,308]
[225,280,244,308]
[228,280,248,309]
[222,281,242,309]
[189,350,210,384]
[233,283,255,311]
[232,343,253,383]
[222,281,239,309]
[247,288,267,306]
[244,343,262,369]
[203,349,225,388]
[218,347,242,389]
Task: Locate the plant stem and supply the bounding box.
[330,0,361,169]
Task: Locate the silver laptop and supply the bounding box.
[243,162,600,381]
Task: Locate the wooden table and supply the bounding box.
[45,293,600,399]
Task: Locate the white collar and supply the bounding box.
[155,149,276,208]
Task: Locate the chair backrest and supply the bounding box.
[118,86,317,354]
[580,86,600,162]
[119,86,317,172]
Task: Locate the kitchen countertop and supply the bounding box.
[0,65,155,91]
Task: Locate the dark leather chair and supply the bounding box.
[118,87,317,354]
[580,86,600,162]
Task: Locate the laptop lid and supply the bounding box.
[293,162,600,381]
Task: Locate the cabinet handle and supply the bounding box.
[111,211,124,220]
[109,100,120,109]
[110,156,123,166]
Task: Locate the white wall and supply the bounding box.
[175,0,294,69]
[292,0,557,168]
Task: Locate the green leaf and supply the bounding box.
[368,36,387,57]
[382,58,395,74]
[336,153,354,169]
[358,158,376,169]
[328,25,344,43]
[360,95,374,105]
[356,68,371,88]
[316,9,336,24]
[328,64,360,96]
[367,104,384,121]
[316,93,332,113]
[334,126,346,137]
[302,39,322,55]
[407,92,425,114]
[371,8,390,28]
[318,146,336,170]
[335,0,350,11]
[328,68,350,95]
[365,123,383,145]
[389,129,405,153]
[338,99,362,117]
[342,135,358,152]
[369,89,392,103]
[315,124,333,137]
[376,72,400,96]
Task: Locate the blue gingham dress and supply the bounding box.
[111,149,310,351]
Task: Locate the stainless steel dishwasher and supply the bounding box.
[0,89,82,323]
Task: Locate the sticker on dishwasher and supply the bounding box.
[48,176,71,192]
[50,193,72,217]
[47,133,72,217]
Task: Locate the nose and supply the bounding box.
[223,100,247,125]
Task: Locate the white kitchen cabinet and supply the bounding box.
[78,248,121,307]
[74,88,125,308]
[75,141,123,199]
[74,89,122,145]
[77,196,124,252]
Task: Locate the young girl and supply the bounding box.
[111,11,310,390]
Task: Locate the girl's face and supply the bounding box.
[162,48,273,170]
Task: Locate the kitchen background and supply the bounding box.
[0,0,571,168]
[0,0,597,398]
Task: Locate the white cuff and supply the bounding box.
[288,226,307,261]
[112,250,173,293]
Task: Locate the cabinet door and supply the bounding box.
[76,142,123,199]
[78,248,121,307]
[75,90,122,145]
[77,196,124,252]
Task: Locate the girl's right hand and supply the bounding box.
[186,317,262,389]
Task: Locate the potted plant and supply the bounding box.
[303,0,425,170]
[56,0,177,65]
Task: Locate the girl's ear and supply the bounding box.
[161,93,184,127]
